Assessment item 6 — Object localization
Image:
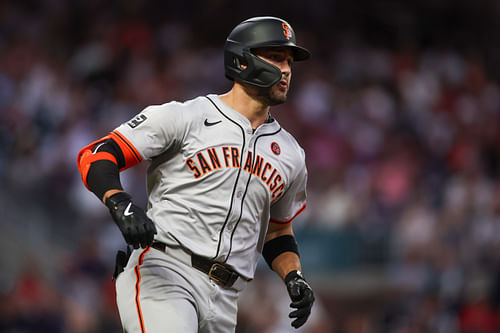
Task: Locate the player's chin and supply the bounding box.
[269,88,288,105]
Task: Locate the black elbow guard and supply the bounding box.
[85,139,125,200]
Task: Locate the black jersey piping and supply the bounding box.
[113,130,142,162]
[205,96,246,260]
[223,127,282,263]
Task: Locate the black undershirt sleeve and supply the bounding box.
[86,139,126,200]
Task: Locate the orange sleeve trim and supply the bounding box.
[109,130,142,171]
[77,136,109,175]
[134,247,150,333]
[270,204,307,225]
[77,149,92,188]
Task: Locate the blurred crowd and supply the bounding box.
[1,1,500,332]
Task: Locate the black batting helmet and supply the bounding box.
[224,16,311,88]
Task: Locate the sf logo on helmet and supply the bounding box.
[282,23,292,40]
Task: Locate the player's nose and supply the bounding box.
[278,60,291,74]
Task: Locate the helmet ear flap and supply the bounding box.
[224,42,282,88]
[224,40,243,81]
[239,51,281,88]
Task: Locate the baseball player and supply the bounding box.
[77,16,314,332]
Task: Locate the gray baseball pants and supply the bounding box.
[115,245,247,333]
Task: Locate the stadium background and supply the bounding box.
[1,0,500,332]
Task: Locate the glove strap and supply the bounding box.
[285,270,305,284]
[105,191,132,210]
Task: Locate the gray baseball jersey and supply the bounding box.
[114,94,307,279]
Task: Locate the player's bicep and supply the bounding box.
[265,222,293,243]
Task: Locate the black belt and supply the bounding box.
[151,242,240,288]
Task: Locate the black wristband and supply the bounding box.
[262,234,299,268]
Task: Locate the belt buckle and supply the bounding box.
[208,263,228,286]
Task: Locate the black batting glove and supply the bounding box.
[105,192,157,249]
[285,270,315,329]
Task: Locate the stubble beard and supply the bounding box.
[253,82,289,106]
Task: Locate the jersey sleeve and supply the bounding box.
[269,149,307,224]
[113,103,185,160]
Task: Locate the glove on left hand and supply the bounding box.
[106,192,157,249]
[285,270,315,329]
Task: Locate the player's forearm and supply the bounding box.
[263,222,302,279]
[271,251,302,280]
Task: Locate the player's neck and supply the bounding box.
[220,84,271,130]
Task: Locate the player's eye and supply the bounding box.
[270,54,285,62]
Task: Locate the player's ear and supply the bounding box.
[233,56,248,70]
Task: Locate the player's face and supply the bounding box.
[253,47,294,106]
